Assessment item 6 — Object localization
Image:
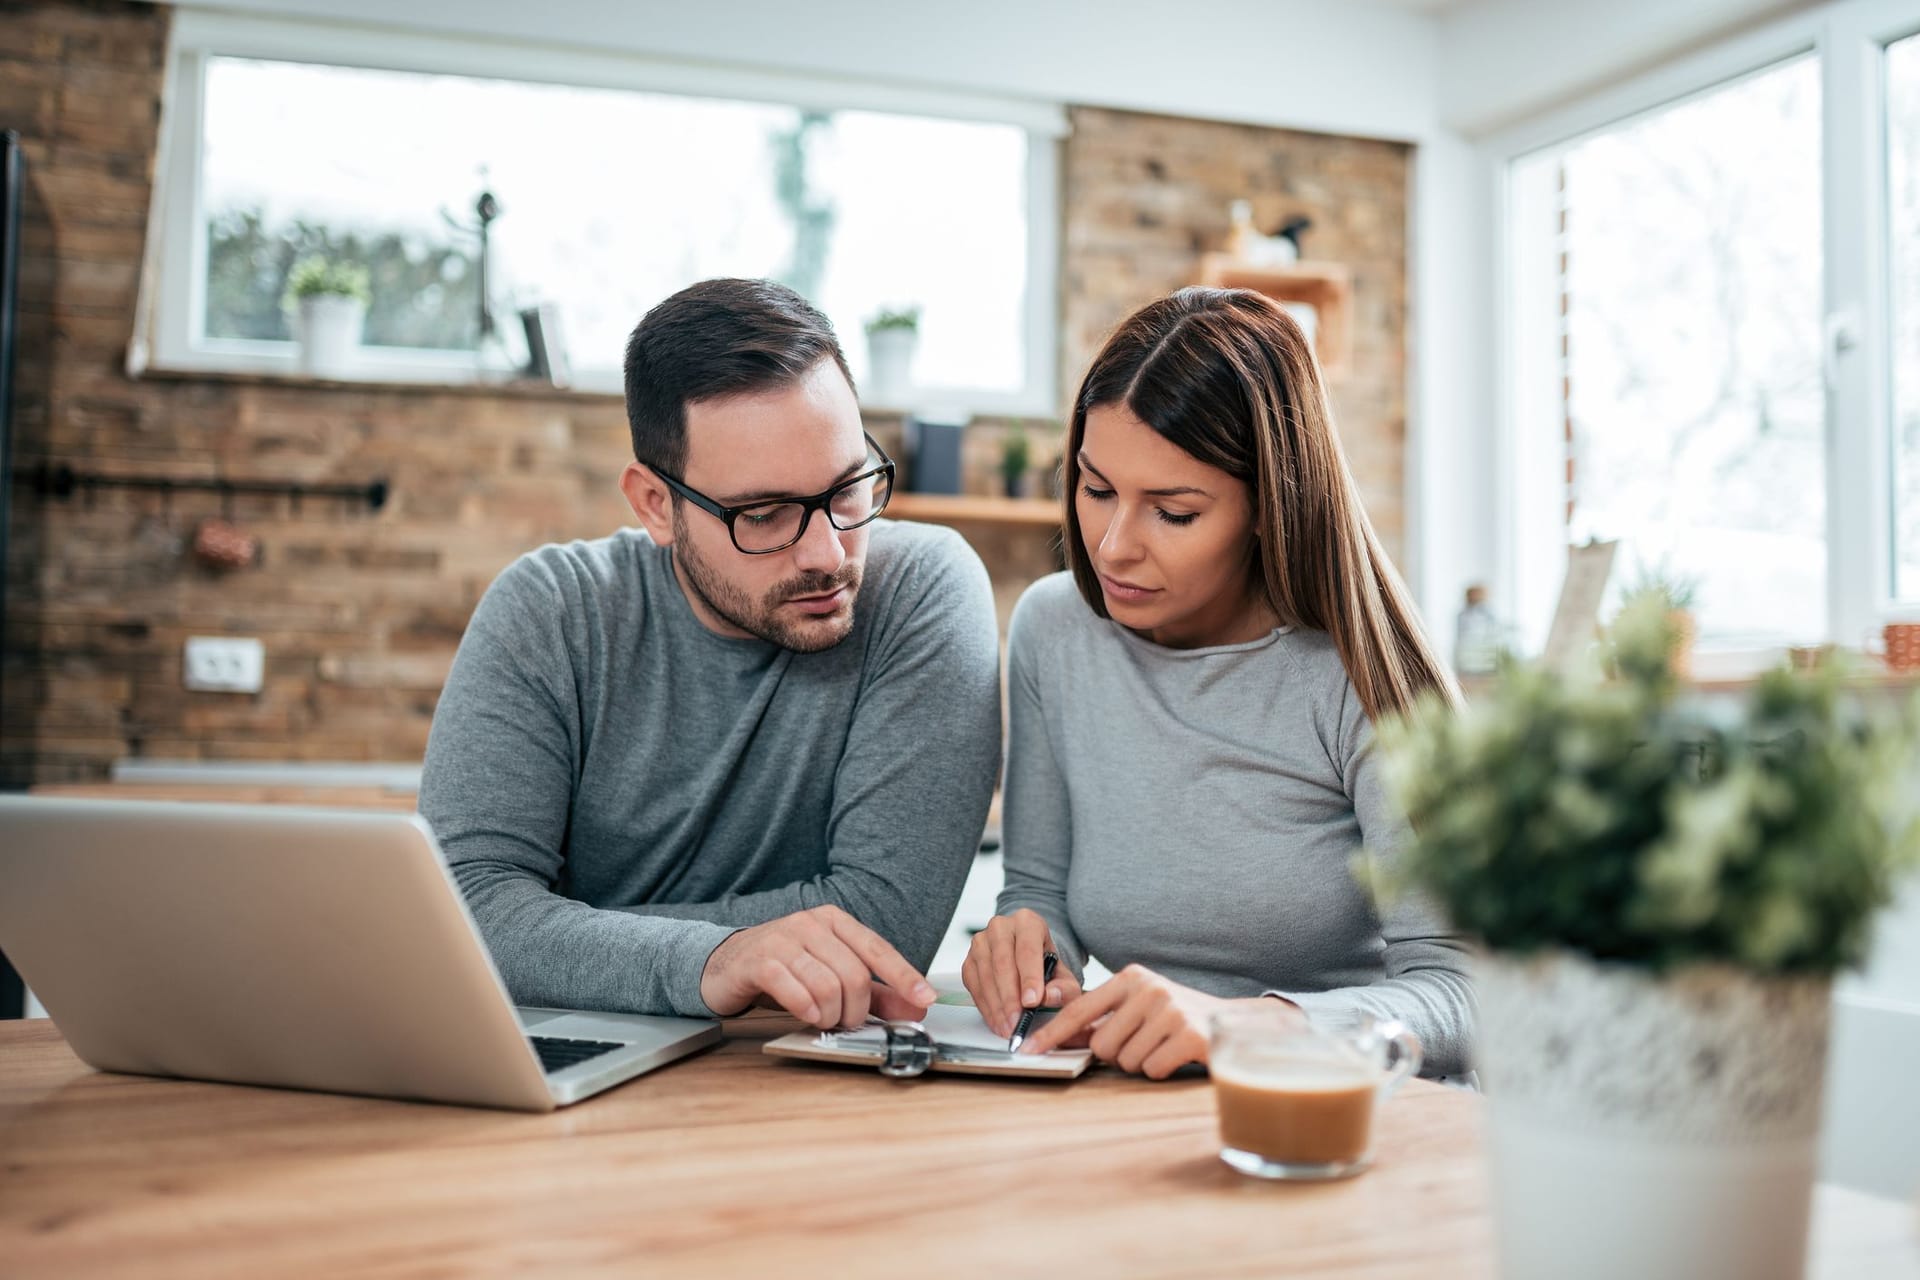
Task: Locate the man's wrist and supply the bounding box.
[686,925,749,1018]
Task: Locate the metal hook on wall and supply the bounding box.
[21,463,390,515]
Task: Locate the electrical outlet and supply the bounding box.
[183,636,264,693]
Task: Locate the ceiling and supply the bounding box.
[1367,0,1483,13]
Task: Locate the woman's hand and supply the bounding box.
[960,909,1086,1038]
[1020,964,1252,1079]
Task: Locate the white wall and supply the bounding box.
[1854,880,1920,1006]
[161,0,1445,143]
[1436,0,1820,134]
[1406,129,1498,634]
[1824,877,1920,1200]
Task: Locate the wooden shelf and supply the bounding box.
[1196,253,1353,377]
[888,493,1061,529]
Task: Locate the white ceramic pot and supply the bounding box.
[865,327,917,404]
[1476,950,1831,1280]
[294,294,365,378]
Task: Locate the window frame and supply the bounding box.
[1486,0,1920,659]
[134,10,1068,414]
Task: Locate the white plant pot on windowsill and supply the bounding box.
[293,294,366,379]
[865,328,917,405]
[1477,949,1831,1280]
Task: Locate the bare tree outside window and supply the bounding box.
[771,111,836,303]
[1561,58,1824,648]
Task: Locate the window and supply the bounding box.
[1889,31,1920,598]
[142,13,1064,412]
[1500,1,1920,659]
[1512,59,1824,651]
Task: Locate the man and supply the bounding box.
[419,278,1002,1030]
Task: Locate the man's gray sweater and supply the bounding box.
[420,521,1002,1018]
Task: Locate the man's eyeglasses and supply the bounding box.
[652,433,896,555]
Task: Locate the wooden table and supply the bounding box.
[0,1017,1912,1279]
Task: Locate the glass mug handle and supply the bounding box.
[1372,1019,1423,1095]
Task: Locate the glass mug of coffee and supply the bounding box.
[1209,1004,1422,1180]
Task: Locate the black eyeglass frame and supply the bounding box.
[651,432,896,555]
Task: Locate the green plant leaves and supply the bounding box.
[283,254,371,307]
[1379,611,1920,976]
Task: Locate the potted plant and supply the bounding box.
[1379,595,1920,1280]
[1000,422,1032,499]
[284,255,371,378]
[863,305,920,404]
[1619,558,1700,677]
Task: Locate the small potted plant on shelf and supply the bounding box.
[284,255,371,378]
[1000,422,1032,499]
[1618,557,1700,677]
[1379,594,1920,1280]
[863,304,920,405]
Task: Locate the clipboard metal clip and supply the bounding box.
[826,1018,1018,1078]
[871,1019,938,1078]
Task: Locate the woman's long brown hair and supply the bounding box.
[1062,287,1460,722]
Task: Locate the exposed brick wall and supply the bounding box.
[1062,106,1410,558]
[0,3,1409,784]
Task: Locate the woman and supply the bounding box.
[961,287,1471,1079]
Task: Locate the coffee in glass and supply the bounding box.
[1210,1004,1421,1180]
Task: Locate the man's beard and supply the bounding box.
[671,511,863,653]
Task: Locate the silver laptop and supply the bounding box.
[0,796,721,1111]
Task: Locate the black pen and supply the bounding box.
[1007,951,1058,1053]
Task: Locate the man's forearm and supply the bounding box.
[456,863,737,1017]
[618,865,963,974]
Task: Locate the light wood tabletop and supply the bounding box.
[0,1016,1912,1279]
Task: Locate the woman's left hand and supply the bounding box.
[1019,964,1237,1079]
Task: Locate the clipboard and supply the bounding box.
[763,1003,1092,1080]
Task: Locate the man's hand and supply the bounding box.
[698,904,936,1029]
[960,908,1085,1038]
[1020,964,1252,1079]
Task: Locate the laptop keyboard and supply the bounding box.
[531,1036,626,1074]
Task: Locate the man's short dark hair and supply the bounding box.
[622,278,854,475]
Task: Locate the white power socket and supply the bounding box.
[183,636,265,693]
